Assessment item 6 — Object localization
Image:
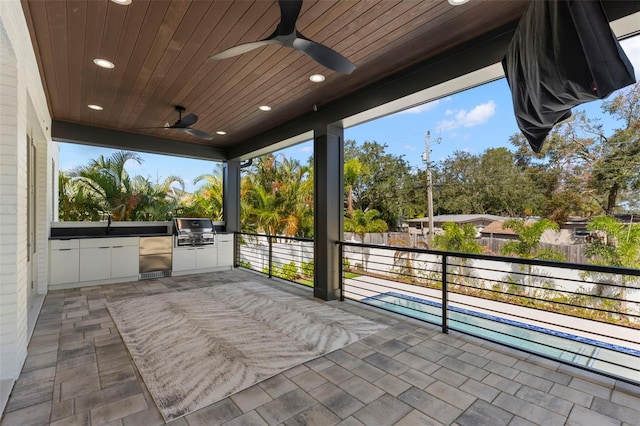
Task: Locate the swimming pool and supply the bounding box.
[362,292,640,383]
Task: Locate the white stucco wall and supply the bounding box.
[0,0,53,410]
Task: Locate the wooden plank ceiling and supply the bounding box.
[22,0,528,153]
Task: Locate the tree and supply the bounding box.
[433,222,483,254]
[70,151,147,220]
[344,208,388,271]
[510,82,640,216]
[134,175,185,221]
[586,216,640,312]
[241,154,313,237]
[344,140,416,228]
[500,219,565,261]
[344,209,388,243]
[433,148,545,216]
[344,158,367,216]
[500,218,566,298]
[58,171,101,221]
[190,167,224,220]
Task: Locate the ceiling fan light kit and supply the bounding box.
[93,58,115,69]
[209,0,356,75]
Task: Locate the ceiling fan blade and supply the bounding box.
[278,0,303,35]
[293,37,356,74]
[210,40,279,60]
[183,128,214,140]
[178,113,198,128]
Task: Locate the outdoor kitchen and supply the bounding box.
[48,219,234,290]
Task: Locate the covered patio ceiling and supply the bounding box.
[23,0,640,161]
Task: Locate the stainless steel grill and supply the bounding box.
[173,218,216,247]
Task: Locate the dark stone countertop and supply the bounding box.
[50,225,171,240]
[49,233,172,240]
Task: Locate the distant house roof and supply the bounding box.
[406,214,508,224]
[480,220,538,236]
[480,221,517,236]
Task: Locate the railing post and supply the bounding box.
[442,254,448,334]
[338,242,344,301]
[233,232,239,267]
[268,236,273,278]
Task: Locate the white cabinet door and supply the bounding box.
[111,245,139,278]
[80,247,111,282]
[50,249,80,285]
[196,246,217,269]
[173,247,197,272]
[217,239,234,267]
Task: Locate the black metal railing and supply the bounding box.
[339,240,640,384]
[236,232,314,287]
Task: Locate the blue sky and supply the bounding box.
[60,37,640,192]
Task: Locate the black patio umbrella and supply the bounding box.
[502,0,635,153]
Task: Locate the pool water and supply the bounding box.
[363,292,640,383]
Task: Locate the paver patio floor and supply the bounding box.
[2,269,639,425]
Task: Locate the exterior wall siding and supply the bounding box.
[0,0,53,412]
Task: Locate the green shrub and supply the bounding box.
[301,260,314,277]
[278,261,298,281]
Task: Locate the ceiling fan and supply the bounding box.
[209,0,356,74]
[139,106,214,140]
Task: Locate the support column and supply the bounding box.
[313,124,344,301]
[223,159,241,233]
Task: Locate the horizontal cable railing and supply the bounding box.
[236,232,314,288]
[339,240,640,384]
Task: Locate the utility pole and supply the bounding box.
[423,131,435,245]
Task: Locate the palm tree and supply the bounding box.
[70,151,146,220]
[432,222,483,289]
[135,175,185,220]
[344,209,388,242]
[344,158,367,216]
[191,167,224,220]
[500,218,565,297]
[58,171,101,221]
[241,154,313,237]
[344,209,387,270]
[586,216,640,313]
[500,218,565,261]
[433,222,483,254]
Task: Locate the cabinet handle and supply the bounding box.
[112,246,123,248]
[59,248,72,251]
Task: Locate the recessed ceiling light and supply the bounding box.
[93,58,115,69]
[309,74,325,83]
[110,0,132,5]
[259,105,272,111]
[216,131,227,135]
[88,104,103,111]
[448,0,470,5]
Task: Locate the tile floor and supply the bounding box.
[1,269,639,425]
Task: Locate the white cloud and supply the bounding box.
[404,144,416,151]
[299,145,313,153]
[621,36,640,79]
[436,100,496,132]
